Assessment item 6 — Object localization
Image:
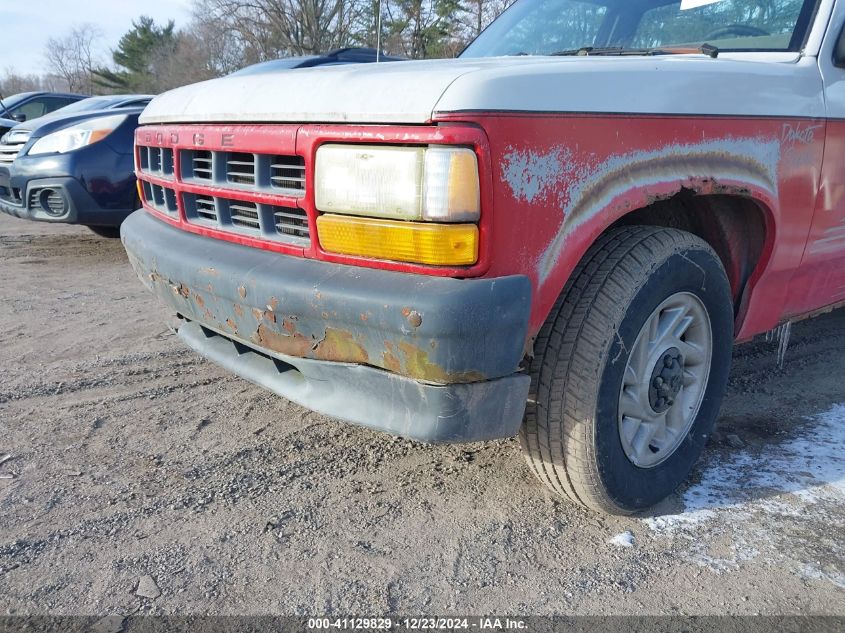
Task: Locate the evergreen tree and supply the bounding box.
[93,17,176,92]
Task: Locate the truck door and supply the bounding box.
[793,15,845,312]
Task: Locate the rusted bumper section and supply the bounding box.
[121,210,532,442]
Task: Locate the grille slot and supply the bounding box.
[183,193,218,225]
[270,156,306,193]
[272,206,309,240]
[148,147,161,172]
[229,201,260,231]
[196,196,217,222]
[226,152,255,186]
[142,180,178,215]
[185,150,213,181]
[140,146,174,177]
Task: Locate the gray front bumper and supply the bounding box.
[121,210,532,443]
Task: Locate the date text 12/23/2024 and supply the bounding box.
[307,618,528,630]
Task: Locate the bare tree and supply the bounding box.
[1,71,43,95]
[461,0,513,39]
[44,24,103,94]
[194,0,363,59]
[149,28,238,91]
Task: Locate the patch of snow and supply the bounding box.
[643,402,845,585]
[609,531,635,548]
[799,564,845,590]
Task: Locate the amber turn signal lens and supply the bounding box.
[317,214,478,266]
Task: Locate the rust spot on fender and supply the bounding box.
[233,303,244,318]
[238,286,247,299]
[226,318,238,332]
[194,293,205,308]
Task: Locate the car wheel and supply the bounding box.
[87,225,122,239]
[519,225,734,514]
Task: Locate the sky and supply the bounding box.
[1,0,194,76]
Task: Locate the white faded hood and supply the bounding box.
[140,53,824,125]
[140,58,489,125]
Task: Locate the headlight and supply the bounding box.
[28,114,127,156]
[315,144,480,222]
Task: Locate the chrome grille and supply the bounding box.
[0,143,24,164]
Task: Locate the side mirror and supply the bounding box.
[835,23,845,68]
[12,113,26,122]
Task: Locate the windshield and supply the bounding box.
[460,0,818,58]
[0,93,36,114]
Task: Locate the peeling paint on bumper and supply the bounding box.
[121,210,532,441]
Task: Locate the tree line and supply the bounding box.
[0,0,515,97]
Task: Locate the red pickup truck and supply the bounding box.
[122,0,845,514]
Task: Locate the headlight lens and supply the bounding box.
[28,114,127,156]
[315,144,480,222]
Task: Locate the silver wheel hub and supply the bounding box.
[618,292,713,469]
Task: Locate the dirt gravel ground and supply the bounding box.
[0,212,843,617]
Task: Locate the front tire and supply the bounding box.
[519,226,734,514]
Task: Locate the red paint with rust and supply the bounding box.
[135,112,842,347]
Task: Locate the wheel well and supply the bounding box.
[611,191,768,311]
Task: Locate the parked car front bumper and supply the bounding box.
[0,146,136,226]
[121,210,532,443]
